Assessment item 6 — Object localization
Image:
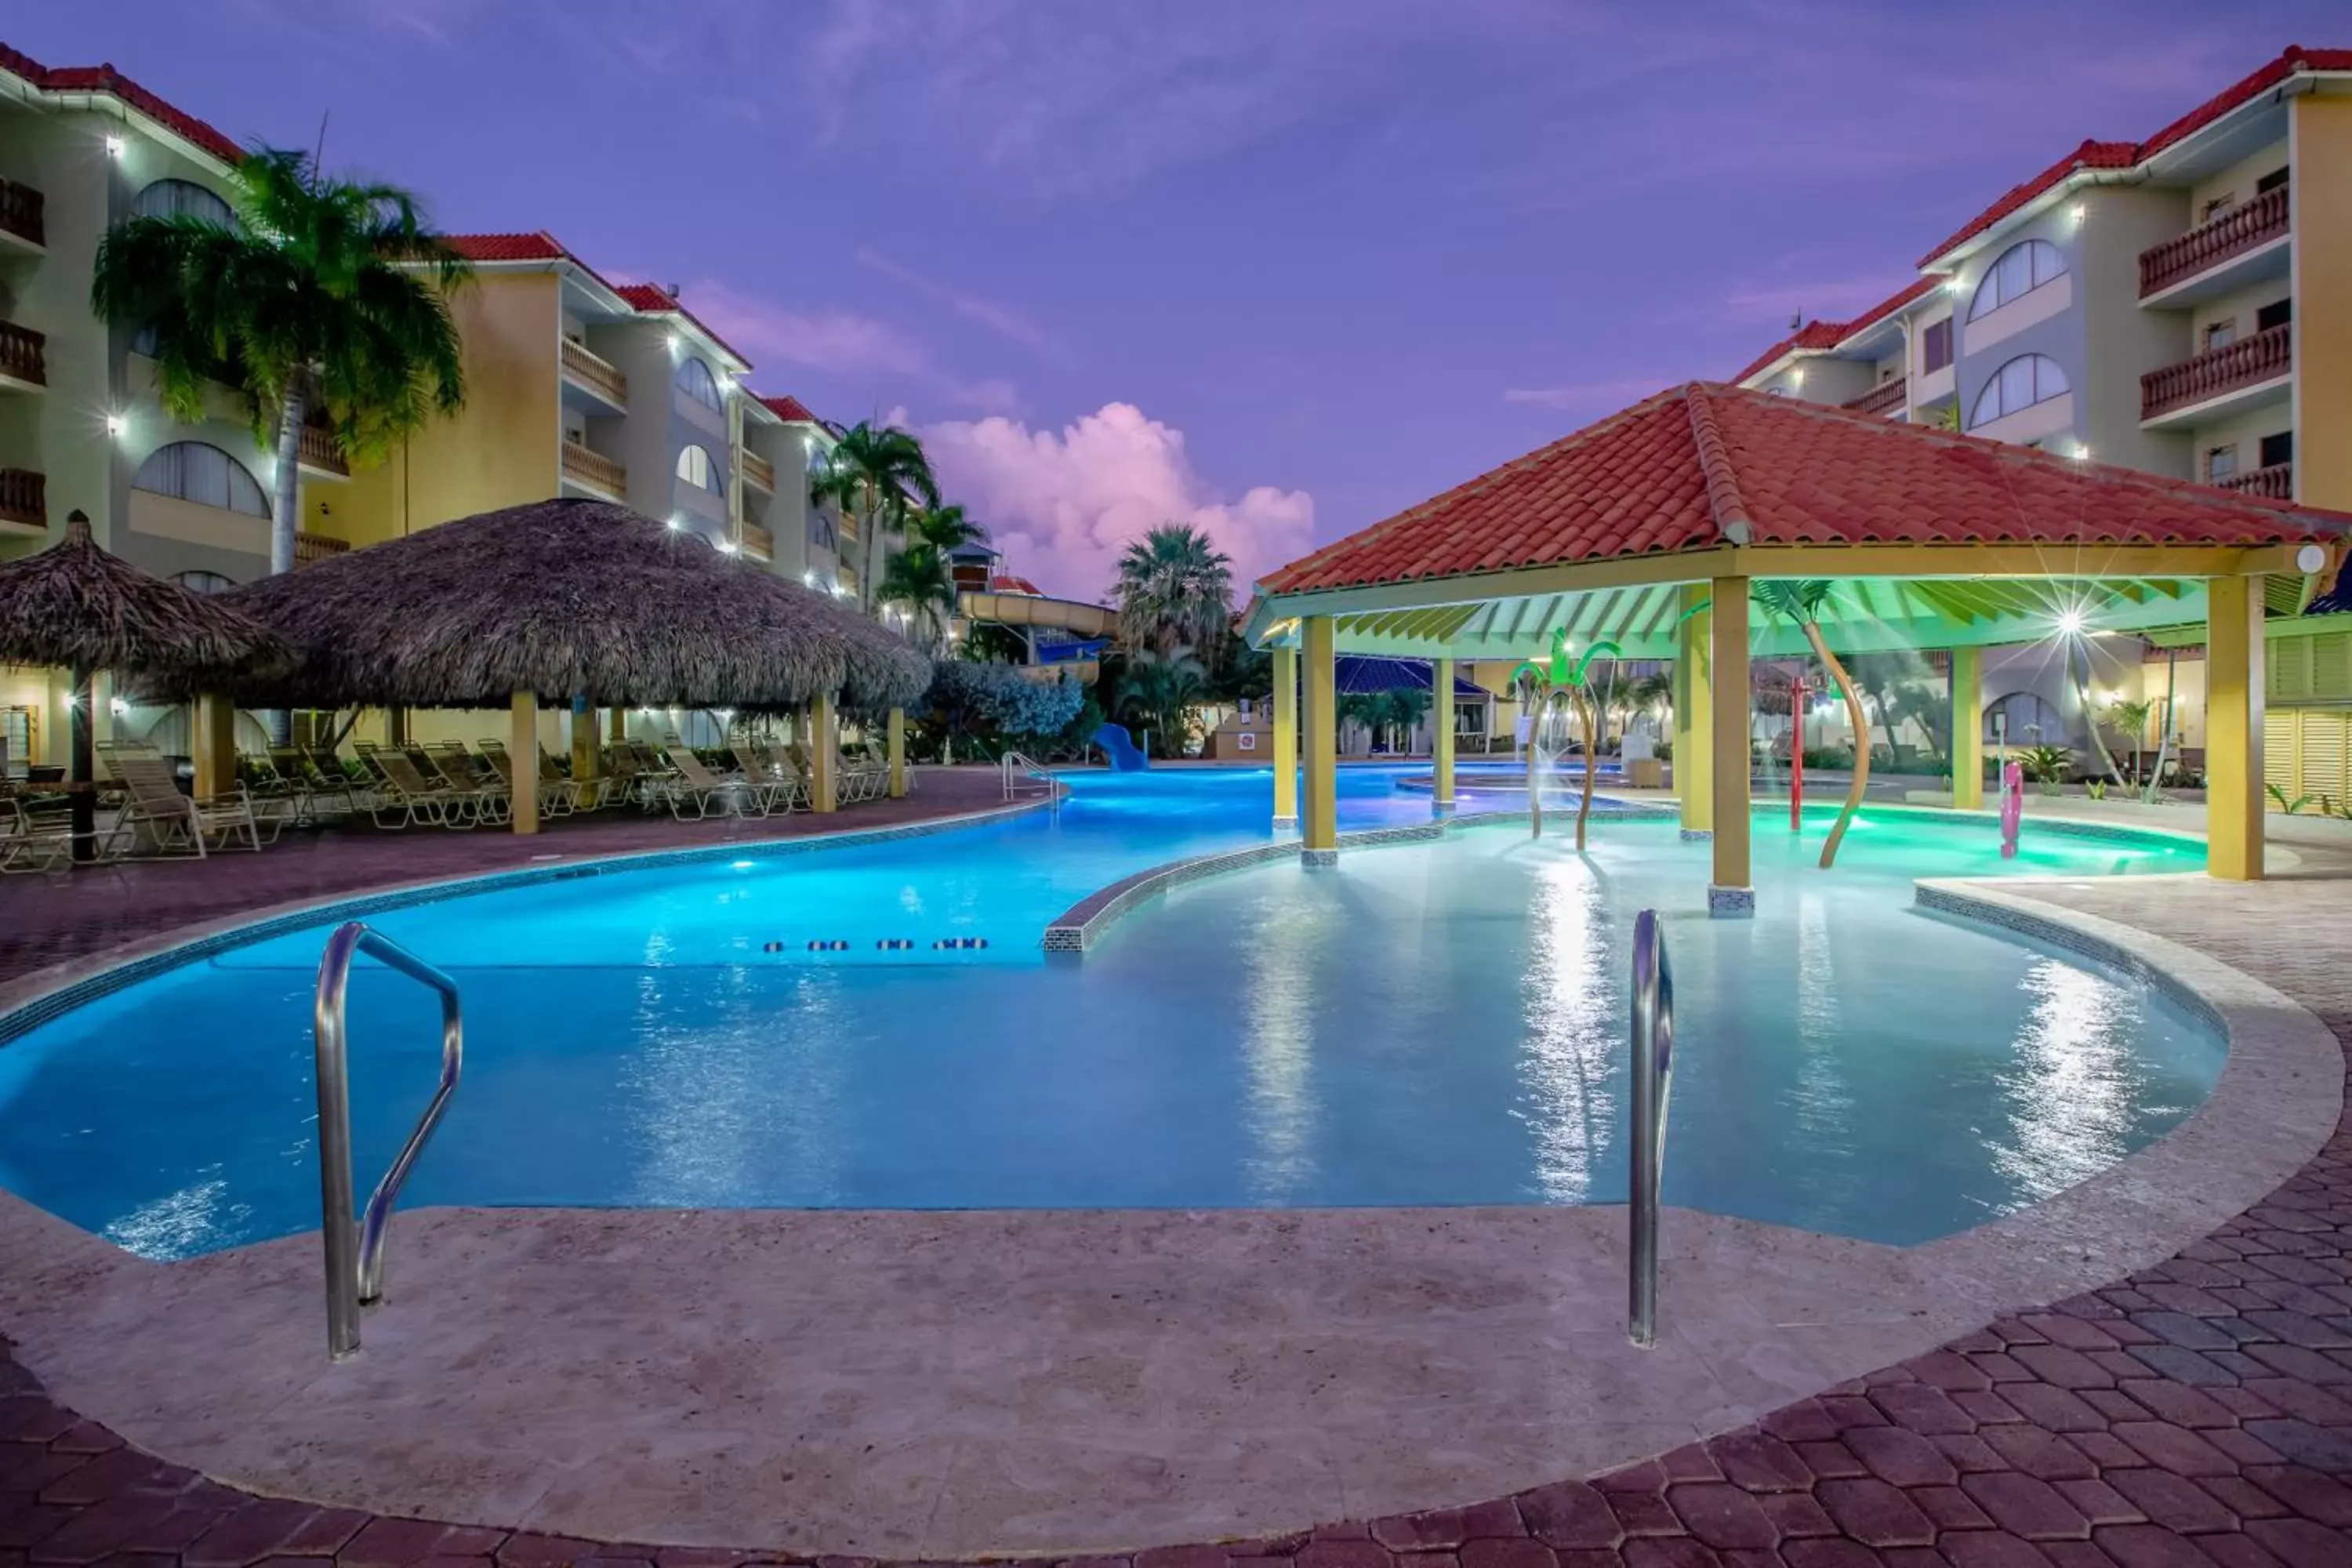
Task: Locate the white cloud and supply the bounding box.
[918,402,1313,603]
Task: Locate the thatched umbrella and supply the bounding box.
[0,511,288,861]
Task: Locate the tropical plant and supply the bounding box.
[1114,524,1235,665]
[1511,628,1621,849]
[90,147,471,578]
[2016,744,2073,787]
[812,422,941,612]
[1344,684,1430,753]
[1753,581,1872,866]
[1115,643,1208,757]
[2085,780,2107,801]
[920,661,1083,757]
[2103,696,2154,786]
[877,503,986,647]
[2267,783,2315,815]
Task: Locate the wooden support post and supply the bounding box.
[193,694,237,802]
[67,664,94,863]
[1432,655,1456,815]
[510,691,540,835]
[1675,583,1713,836]
[887,707,907,798]
[1708,576,1751,916]
[571,697,600,790]
[1272,642,1299,827]
[1950,644,1983,811]
[1301,617,1338,863]
[811,692,840,813]
[2205,575,2264,881]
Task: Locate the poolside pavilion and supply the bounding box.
[1244,382,2350,909]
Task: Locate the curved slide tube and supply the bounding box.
[1094,722,1150,771]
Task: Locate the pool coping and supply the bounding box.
[0,793,1060,1048]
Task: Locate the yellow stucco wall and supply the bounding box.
[2294,96,2352,511]
[316,272,561,547]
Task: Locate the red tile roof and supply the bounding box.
[1261,382,2342,596]
[758,394,826,425]
[615,284,750,370]
[1918,45,2352,266]
[446,233,570,263]
[0,42,242,165]
[989,574,1044,597]
[1730,276,1947,385]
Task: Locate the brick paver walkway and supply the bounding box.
[2,873,2348,1566]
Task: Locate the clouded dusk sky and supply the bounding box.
[18,2,2348,600]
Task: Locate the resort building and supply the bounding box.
[1730,44,2352,802]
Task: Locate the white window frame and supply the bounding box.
[1967,240,2067,322]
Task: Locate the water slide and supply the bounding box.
[1094,722,1150,771]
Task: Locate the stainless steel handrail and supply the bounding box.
[1628,906,1674,1348]
[1000,750,1057,803]
[314,920,463,1360]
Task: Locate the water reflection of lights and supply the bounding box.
[1991,959,2136,1196]
[1240,891,1333,1201]
[1790,891,1852,1143]
[1516,851,1616,1202]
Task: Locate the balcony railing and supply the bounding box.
[0,469,44,530]
[561,438,626,496]
[1842,376,1907,417]
[2140,185,2289,299]
[295,531,349,567]
[2141,322,2292,422]
[2215,462,2293,500]
[0,179,42,249]
[297,423,349,476]
[560,338,628,406]
[739,521,774,561]
[740,448,776,492]
[0,321,45,387]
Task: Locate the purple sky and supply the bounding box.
[21,1,2348,601]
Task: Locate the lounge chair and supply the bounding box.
[652,745,760,818]
[742,741,807,811]
[105,753,267,858]
[479,739,578,818]
[424,742,512,825]
[355,743,472,829]
[0,797,75,873]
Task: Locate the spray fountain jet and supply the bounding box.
[1512,627,1621,851]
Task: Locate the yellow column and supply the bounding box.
[387,705,409,748]
[2295,95,2352,510]
[1950,644,1983,811]
[1271,642,1299,827]
[608,706,625,745]
[1675,583,1713,836]
[571,699,600,792]
[887,707,907,798]
[811,692,840,813]
[192,694,236,800]
[1301,616,1338,862]
[1432,655,1456,814]
[1709,577,1751,916]
[510,691,540,835]
[2205,575,2265,880]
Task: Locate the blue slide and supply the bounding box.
[1094,722,1150,771]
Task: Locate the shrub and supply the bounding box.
[922,662,1087,755]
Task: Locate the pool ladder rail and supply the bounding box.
[1001,750,1059,807]
[312,921,463,1361]
[1628,907,1675,1349]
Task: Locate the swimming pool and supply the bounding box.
[0,768,2220,1255]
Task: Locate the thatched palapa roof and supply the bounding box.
[182,499,931,710]
[0,512,288,681]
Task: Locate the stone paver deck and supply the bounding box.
[1,822,2349,1564]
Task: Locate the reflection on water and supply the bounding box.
[1991,959,2138,1197]
[1515,850,1617,1203]
[1240,883,1327,1203]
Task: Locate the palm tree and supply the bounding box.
[2104,696,2154,786]
[1755,580,1867,868]
[812,422,940,612]
[1115,524,1235,664]
[1115,643,1208,757]
[91,147,470,579]
[878,503,986,648]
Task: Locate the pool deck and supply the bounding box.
[3,789,2352,1564]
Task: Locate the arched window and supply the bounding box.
[172,569,236,595]
[134,178,234,226]
[673,357,723,411]
[133,441,268,517]
[674,444,720,492]
[1967,239,2065,321]
[812,517,836,554]
[1985,691,2063,745]
[1968,354,2070,429]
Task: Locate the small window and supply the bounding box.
[2259,431,2294,470]
[2203,319,2238,352]
[2200,194,2238,222]
[673,358,723,411]
[2256,167,2291,195]
[2256,298,2292,333]
[812,517,836,553]
[1967,354,2070,429]
[1921,318,1954,374]
[674,444,720,492]
[133,441,269,517]
[133,178,234,226]
[1967,239,2066,321]
[172,569,236,595]
[2205,445,2239,482]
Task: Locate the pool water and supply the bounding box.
[0,768,2220,1255]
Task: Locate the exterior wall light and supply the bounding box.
[103,135,125,159]
[103,412,127,437]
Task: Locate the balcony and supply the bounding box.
[0,469,44,534]
[0,321,45,391]
[739,520,774,562]
[1842,376,1907,418]
[294,531,349,567]
[560,337,628,411]
[2140,186,2290,304]
[0,179,41,253]
[2215,462,2293,501]
[740,448,776,492]
[296,423,349,478]
[2141,323,2292,426]
[561,438,626,499]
